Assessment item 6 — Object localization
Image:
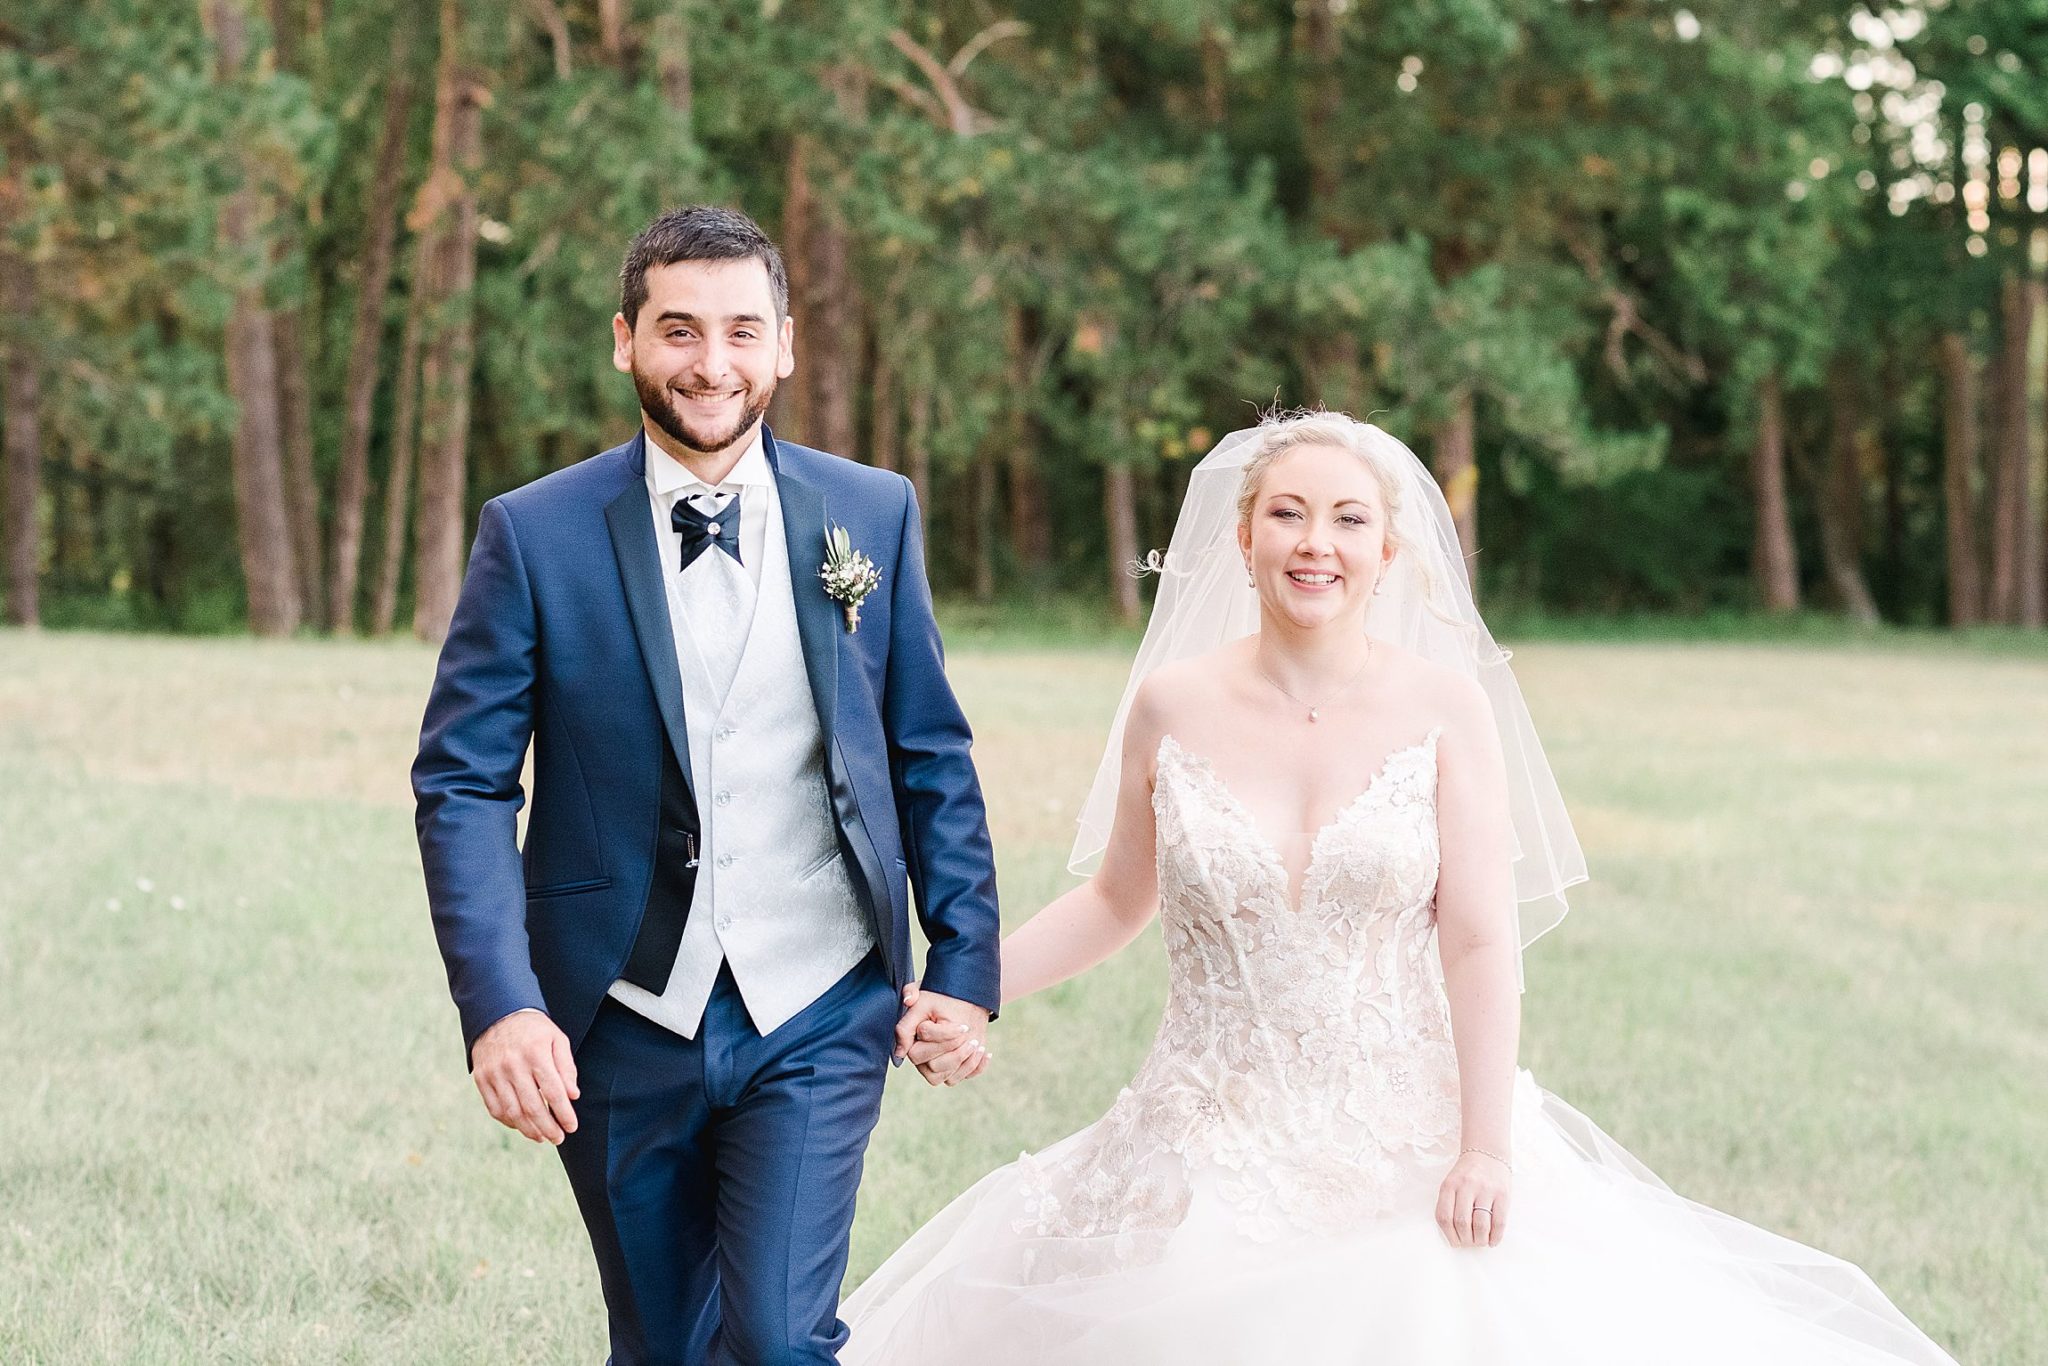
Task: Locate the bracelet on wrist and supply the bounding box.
[1461,1145,1512,1171]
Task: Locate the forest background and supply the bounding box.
[5,0,2048,639]
[5,7,2046,1361]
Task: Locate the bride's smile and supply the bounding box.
[1239,441,1399,633]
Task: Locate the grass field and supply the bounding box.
[1,625,2042,1363]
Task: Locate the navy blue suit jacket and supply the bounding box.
[413,427,1001,1062]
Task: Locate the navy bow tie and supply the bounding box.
[671,494,742,571]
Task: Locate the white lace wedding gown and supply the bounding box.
[842,731,1959,1364]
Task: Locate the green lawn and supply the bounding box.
[1,627,2040,1363]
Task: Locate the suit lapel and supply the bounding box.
[765,427,839,755]
[605,430,697,802]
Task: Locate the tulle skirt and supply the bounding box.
[841,1072,1957,1365]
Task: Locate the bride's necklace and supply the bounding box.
[1254,641,1373,723]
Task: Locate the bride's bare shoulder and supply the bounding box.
[1129,641,1249,740]
[1370,637,1492,735]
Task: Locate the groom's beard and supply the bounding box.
[634,363,776,455]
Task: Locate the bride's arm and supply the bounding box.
[998,681,1166,1005]
[1433,677,1523,1245]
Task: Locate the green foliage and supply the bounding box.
[4,1,2041,628]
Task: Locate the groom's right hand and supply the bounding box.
[470,1010,580,1145]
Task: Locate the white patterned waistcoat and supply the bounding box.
[607,480,875,1039]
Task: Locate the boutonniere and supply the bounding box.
[820,524,883,632]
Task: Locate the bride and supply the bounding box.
[844,411,1958,1365]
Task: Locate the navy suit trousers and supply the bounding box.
[557,952,898,1365]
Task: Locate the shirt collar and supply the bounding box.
[645,422,771,501]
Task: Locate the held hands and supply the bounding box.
[893,982,991,1087]
[470,1010,580,1145]
[1436,1148,1512,1248]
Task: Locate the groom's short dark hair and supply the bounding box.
[619,205,790,327]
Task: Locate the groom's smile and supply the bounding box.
[675,385,738,411]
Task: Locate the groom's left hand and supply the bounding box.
[894,983,990,1086]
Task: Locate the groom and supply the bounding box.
[413,205,999,1364]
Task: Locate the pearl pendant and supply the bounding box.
[1308,708,1320,723]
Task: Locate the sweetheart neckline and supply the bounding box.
[1156,729,1441,917]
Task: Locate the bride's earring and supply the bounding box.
[1245,563,1255,587]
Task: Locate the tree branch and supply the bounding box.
[888,29,973,135]
[887,22,1027,137]
[524,0,571,79]
[947,19,1028,79]
[1563,231,1707,386]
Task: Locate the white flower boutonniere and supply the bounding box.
[820,524,882,632]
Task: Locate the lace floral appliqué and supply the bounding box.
[1015,730,1457,1252]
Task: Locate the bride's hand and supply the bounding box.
[895,982,992,1085]
[1436,1150,1511,1248]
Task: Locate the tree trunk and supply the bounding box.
[142,503,181,621]
[328,39,416,634]
[1881,413,1905,618]
[1105,461,1141,626]
[867,318,899,473]
[934,377,994,601]
[1751,369,1801,613]
[1298,0,1345,222]
[971,445,997,603]
[804,202,858,457]
[904,349,933,514]
[370,276,425,636]
[274,309,323,622]
[2027,282,2048,628]
[786,64,864,459]
[1298,0,1363,412]
[778,134,814,440]
[83,459,108,588]
[1003,304,1050,573]
[1,241,39,627]
[2040,316,2048,627]
[597,0,626,68]
[526,0,572,78]
[1435,385,1479,581]
[655,0,692,124]
[1199,20,1229,127]
[225,283,300,635]
[51,454,76,584]
[213,0,300,637]
[268,0,323,625]
[1988,272,2034,624]
[1937,332,1983,626]
[1819,361,1880,624]
[410,0,486,644]
[265,0,302,66]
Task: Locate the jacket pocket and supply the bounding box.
[525,876,612,901]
